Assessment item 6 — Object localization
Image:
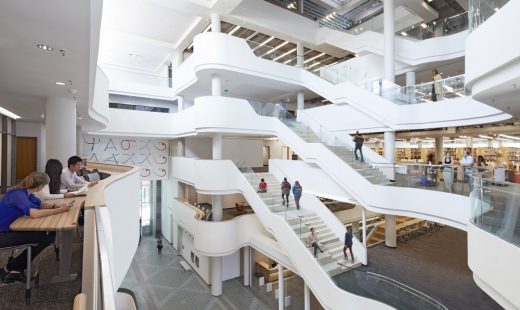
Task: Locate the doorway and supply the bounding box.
[262,146,270,166]
[16,137,37,180]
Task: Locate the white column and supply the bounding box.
[304,283,310,310]
[385,214,397,248]
[297,0,304,14]
[384,0,395,83]
[435,137,443,164]
[177,96,184,112]
[384,131,395,180]
[177,96,185,156]
[278,265,284,310]
[361,206,367,246]
[211,14,221,32]
[212,133,223,160]
[212,74,222,96]
[243,246,250,286]
[296,42,304,68]
[211,257,222,296]
[45,97,76,165]
[297,91,304,112]
[405,71,415,87]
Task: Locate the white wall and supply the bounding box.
[222,250,241,281]
[16,121,45,171]
[185,137,212,159]
[223,139,263,167]
[180,227,210,284]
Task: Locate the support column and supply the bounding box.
[384,0,395,83]
[405,71,416,103]
[361,206,367,246]
[304,283,310,310]
[243,246,250,286]
[297,91,304,113]
[385,215,397,248]
[435,137,443,165]
[212,75,222,96]
[384,131,395,180]
[296,42,304,68]
[211,257,222,296]
[211,14,221,32]
[177,96,185,156]
[297,0,304,14]
[45,97,76,165]
[278,265,284,310]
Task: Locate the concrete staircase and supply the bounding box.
[283,121,390,185]
[244,172,361,277]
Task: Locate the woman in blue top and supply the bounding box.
[0,172,71,283]
[292,181,302,210]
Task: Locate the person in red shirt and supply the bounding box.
[257,178,267,193]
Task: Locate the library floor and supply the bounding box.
[120,239,323,310]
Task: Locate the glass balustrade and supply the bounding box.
[469,0,510,31]
[471,175,520,247]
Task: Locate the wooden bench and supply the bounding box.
[179,260,192,272]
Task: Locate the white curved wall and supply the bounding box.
[90,66,110,127]
[169,32,509,131]
[467,223,520,309]
[465,1,520,98]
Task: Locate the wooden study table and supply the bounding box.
[10,196,85,283]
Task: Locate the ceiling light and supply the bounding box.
[37,44,54,51]
[304,52,325,64]
[479,135,493,139]
[253,36,275,51]
[306,61,321,70]
[264,41,289,56]
[0,107,21,119]
[55,82,66,86]
[273,48,296,61]
[400,32,407,36]
[499,134,520,140]
[494,7,499,12]
[228,25,241,36]
[420,23,427,29]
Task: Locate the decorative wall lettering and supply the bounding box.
[83,135,168,180]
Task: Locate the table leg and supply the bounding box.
[51,231,77,283]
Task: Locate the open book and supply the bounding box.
[70,183,89,196]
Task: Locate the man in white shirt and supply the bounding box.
[61,156,97,191]
[460,151,474,182]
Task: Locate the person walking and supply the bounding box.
[343,227,354,263]
[280,177,291,206]
[308,227,323,258]
[292,181,302,210]
[442,151,454,192]
[431,69,442,102]
[157,238,163,255]
[353,131,364,162]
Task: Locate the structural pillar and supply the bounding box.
[405,70,416,103]
[384,0,395,82]
[297,0,304,14]
[45,97,76,165]
[211,257,222,296]
[212,75,222,96]
[296,42,304,68]
[385,215,397,248]
[435,136,443,165]
[278,265,285,310]
[211,14,221,32]
[304,283,310,310]
[211,131,223,296]
[361,206,367,246]
[177,96,185,156]
[384,131,396,180]
[243,246,250,286]
[297,91,304,113]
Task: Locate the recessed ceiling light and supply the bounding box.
[400,32,407,36]
[420,23,427,29]
[56,82,66,86]
[37,44,54,51]
[0,107,21,119]
[494,7,499,12]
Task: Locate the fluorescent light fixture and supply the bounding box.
[37,44,54,51]
[400,31,407,36]
[228,26,241,36]
[0,107,21,119]
[478,135,493,139]
[494,7,499,12]
[420,23,427,28]
[273,48,296,61]
[321,99,329,103]
[306,61,321,69]
[186,42,193,50]
[202,24,211,33]
[263,41,289,56]
[304,52,325,64]
[55,81,66,86]
[499,134,520,140]
[459,135,467,138]
[284,57,296,64]
[253,36,275,51]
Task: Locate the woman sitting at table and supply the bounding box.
[0,172,71,283]
[36,159,78,200]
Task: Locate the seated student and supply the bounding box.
[61,156,98,191]
[36,159,79,200]
[0,172,71,283]
[257,178,267,193]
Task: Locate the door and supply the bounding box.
[16,137,37,180]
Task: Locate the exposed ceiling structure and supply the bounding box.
[0,0,98,122]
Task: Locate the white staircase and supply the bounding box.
[245,171,361,277]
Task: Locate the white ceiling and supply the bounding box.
[0,0,93,122]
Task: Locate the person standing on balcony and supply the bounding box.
[280,177,291,206]
[443,151,454,192]
[353,131,364,162]
[431,69,442,102]
[292,181,302,210]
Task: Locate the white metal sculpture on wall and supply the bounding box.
[82,134,168,180]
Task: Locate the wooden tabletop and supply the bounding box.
[10,197,85,232]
